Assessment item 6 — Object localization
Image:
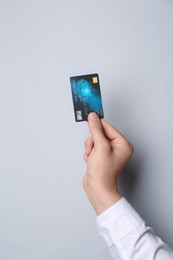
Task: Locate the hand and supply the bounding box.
[83,112,134,215]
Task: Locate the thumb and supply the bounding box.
[87,112,107,146]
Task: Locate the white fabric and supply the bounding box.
[95,198,173,260]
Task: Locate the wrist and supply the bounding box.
[83,178,122,215]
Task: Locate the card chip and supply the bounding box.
[92,77,98,84]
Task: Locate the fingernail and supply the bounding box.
[89,112,98,121]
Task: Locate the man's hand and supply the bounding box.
[83,112,134,215]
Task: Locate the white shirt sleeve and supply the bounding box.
[95,197,173,260]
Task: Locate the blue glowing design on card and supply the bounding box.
[76,79,102,111]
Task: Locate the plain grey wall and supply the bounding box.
[0,0,173,259]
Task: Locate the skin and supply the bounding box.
[83,112,134,215]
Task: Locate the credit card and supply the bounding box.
[70,73,104,122]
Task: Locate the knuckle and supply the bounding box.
[84,141,87,149]
[84,139,89,149]
[82,174,88,191]
[126,141,134,156]
[83,153,88,162]
[84,137,92,147]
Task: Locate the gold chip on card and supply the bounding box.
[92,77,98,84]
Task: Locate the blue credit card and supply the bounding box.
[70,73,104,122]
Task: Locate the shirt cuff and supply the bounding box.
[95,197,144,247]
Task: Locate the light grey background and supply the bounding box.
[0,0,173,259]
